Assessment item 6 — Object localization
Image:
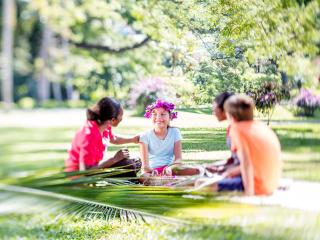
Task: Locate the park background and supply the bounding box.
[0,0,320,239]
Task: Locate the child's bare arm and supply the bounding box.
[97,149,129,168]
[222,165,241,178]
[110,135,139,144]
[238,147,254,196]
[139,142,152,173]
[173,140,182,165]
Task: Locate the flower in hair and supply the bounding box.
[144,99,178,120]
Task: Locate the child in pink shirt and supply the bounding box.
[65,97,140,176]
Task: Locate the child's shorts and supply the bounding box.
[217,176,244,192]
[152,165,168,175]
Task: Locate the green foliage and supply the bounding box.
[7,0,320,107]
[66,100,86,108]
[242,74,289,124]
[39,100,65,109]
[192,59,244,104]
[179,0,319,105]
[206,0,320,72]
[17,97,36,109]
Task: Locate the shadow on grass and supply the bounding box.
[274,128,320,152]
[283,160,320,181]
[181,128,227,152]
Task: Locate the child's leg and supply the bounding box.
[194,176,243,192]
[194,177,219,191]
[216,176,244,192]
[169,165,204,176]
[139,166,167,185]
[110,158,140,177]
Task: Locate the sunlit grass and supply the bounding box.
[0,114,319,239]
[0,122,319,181]
[1,187,319,240]
[0,206,319,240]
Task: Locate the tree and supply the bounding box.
[205,0,320,73]
[4,0,320,107]
[35,23,52,103]
[155,0,320,107]
[1,0,16,110]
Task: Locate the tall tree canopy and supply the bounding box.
[1,0,319,108]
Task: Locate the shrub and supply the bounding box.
[293,89,320,117]
[40,100,62,109]
[18,97,36,109]
[244,77,289,124]
[67,100,86,108]
[127,77,168,116]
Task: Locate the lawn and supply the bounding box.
[0,109,319,239]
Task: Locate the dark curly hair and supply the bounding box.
[86,97,121,125]
[214,92,235,110]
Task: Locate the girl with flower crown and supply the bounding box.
[139,99,200,177]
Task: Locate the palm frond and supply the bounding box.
[0,183,188,225]
[1,168,249,225]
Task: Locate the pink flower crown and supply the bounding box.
[144,99,178,120]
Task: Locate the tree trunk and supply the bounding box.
[52,81,62,102]
[1,0,16,111]
[51,35,62,103]
[36,24,52,103]
[62,38,74,100]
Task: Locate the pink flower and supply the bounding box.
[144,99,178,120]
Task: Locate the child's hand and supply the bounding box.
[132,135,140,144]
[165,162,182,176]
[171,162,182,166]
[221,171,231,179]
[114,149,129,162]
[164,166,173,176]
[206,165,225,173]
[142,166,152,173]
[221,169,235,178]
[221,165,241,178]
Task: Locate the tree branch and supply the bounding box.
[69,36,150,53]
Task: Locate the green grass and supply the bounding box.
[1,125,319,181]
[0,115,320,239]
[1,211,319,240]
[1,187,320,240]
[178,106,213,115]
[273,124,320,181]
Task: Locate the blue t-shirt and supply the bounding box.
[139,127,182,168]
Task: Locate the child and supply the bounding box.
[205,92,240,174]
[139,99,199,176]
[65,97,140,176]
[196,94,282,196]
